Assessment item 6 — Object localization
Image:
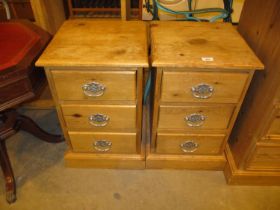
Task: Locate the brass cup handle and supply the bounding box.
[94,140,112,152]
[185,113,206,127]
[88,114,110,127]
[191,83,214,99]
[180,141,199,153]
[82,82,106,97]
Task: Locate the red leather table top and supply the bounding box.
[0,22,41,71]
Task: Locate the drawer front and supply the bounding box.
[247,144,280,170]
[52,70,136,101]
[267,109,280,136]
[161,71,249,103]
[69,132,137,154]
[61,105,136,131]
[158,105,235,130]
[156,133,225,155]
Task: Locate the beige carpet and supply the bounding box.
[0,109,280,210]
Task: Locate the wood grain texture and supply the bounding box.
[224,145,280,185]
[64,151,145,169]
[246,143,280,171]
[61,104,136,132]
[156,133,225,155]
[149,22,261,170]
[51,70,136,101]
[158,105,235,130]
[68,132,137,154]
[30,0,65,35]
[161,71,249,103]
[146,153,226,170]
[120,0,130,20]
[276,89,280,103]
[267,109,280,136]
[45,69,73,148]
[228,0,280,172]
[150,21,263,70]
[36,20,149,68]
[39,21,147,169]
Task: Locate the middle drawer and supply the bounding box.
[61,104,136,131]
[158,105,235,130]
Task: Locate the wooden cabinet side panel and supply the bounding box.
[45,69,72,148]
[229,0,280,169]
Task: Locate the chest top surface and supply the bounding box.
[36,20,149,68]
[151,21,264,70]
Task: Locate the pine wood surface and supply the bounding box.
[30,0,65,35]
[51,70,136,101]
[246,143,280,171]
[276,89,280,102]
[156,133,225,155]
[267,109,280,136]
[146,153,226,170]
[61,104,136,131]
[161,71,249,103]
[68,132,137,154]
[149,21,262,170]
[224,145,280,185]
[36,20,149,68]
[150,21,264,70]
[64,151,145,169]
[227,0,280,171]
[158,105,235,130]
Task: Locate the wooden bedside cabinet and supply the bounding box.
[147,21,263,170]
[36,20,148,168]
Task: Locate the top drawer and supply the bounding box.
[51,70,136,101]
[161,71,249,103]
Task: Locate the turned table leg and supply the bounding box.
[0,109,64,204]
[0,140,16,204]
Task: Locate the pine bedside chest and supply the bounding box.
[147,21,263,170]
[36,20,149,168]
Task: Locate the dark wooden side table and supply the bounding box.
[0,20,64,204]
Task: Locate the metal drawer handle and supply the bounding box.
[180,141,199,153]
[185,113,206,127]
[191,83,214,99]
[94,140,112,152]
[82,82,106,97]
[88,114,110,127]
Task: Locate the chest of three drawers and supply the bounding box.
[36,20,149,168]
[146,22,263,169]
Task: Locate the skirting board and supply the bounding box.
[224,144,280,185]
[146,152,226,170]
[64,151,145,169]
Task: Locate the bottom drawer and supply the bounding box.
[69,132,137,154]
[156,133,225,155]
[247,143,280,170]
